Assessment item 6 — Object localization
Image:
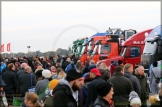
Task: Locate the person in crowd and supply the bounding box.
[35,65,44,82]
[76,61,83,73]
[135,66,149,107]
[52,68,84,107]
[82,62,90,75]
[65,60,77,73]
[24,92,41,107]
[99,62,110,82]
[150,61,161,95]
[108,66,134,107]
[92,82,114,107]
[57,71,67,79]
[129,91,141,107]
[124,63,141,96]
[2,63,18,106]
[132,62,140,76]
[52,67,62,79]
[50,66,56,74]
[35,69,52,103]
[88,60,96,71]
[109,61,117,77]
[85,68,105,107]
[0,60,6,76]
[43,79,60,107]
[62,57,71,71]
[16,63,28,79]
[15,62,20,72]
[118,60,124,66]
[17,66,36,107]
[0,76,8,107]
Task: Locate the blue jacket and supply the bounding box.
[65,64,76,73]
[0,63,6,76]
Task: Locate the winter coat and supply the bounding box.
[52,78,82,107]
[0,63,6,76]
[124,71,141,96]
[35,78,49,102]
[2,70,18,93]
[16,68,26,79]
[93,96,111,107]
[17,72,36,97]
[135,74,149,102]
[85,77,105,107]
[65,64,77,73]
[108,72,133,107]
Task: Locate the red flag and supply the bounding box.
[1,44,4,52]
[7,43,11,52]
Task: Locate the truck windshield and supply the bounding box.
[148,25,162,38]
[91,44,99,56]
[143,42,157,54]
[81,46,86,55]
[99,44,111,54]
[120,47,127,56]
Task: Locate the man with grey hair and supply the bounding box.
[16,63,28,79]
[17,66,36,107]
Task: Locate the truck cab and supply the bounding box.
[141,25,162,72]
[98,29,152,67]
[91,28,137,64]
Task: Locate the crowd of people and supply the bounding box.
[0,54,162,107]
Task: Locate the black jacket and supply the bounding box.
[108,72,133,106]
[62,61,70,70]
[2,70,18,93]
[85,77,105,107]
[124,71,141,96]
[52,83,78,107]
[17,72,36,97]
[93,96,111,107]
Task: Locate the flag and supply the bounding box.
[7,43,11,52]
[0,44,4,52]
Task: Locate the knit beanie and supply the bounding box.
[129,91,141,106]
[96,82,112,97]
[42,69,51,78]
[65,69,82,82]
[49,79,59,90]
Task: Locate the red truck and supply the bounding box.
[98,28,153,67]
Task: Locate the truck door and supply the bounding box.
[124,46,141,67]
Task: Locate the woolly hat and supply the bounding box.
[65,69,82,81]
[0,76,6,87]
[49,79,59,90]
[42,69,51,78]
[90,68,101,76]
[129,91,141,106]
[96,82,112,97]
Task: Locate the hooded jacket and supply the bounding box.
[52,78,82,107]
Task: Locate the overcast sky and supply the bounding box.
[1,1,161,53]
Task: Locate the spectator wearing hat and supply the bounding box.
[52,68,84,107]
[0,76,8,107]
[92,82,114,107]
[129,91,141,107]
[35,69,52,102]
[108,66,133,107]
[85,68,105,107]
